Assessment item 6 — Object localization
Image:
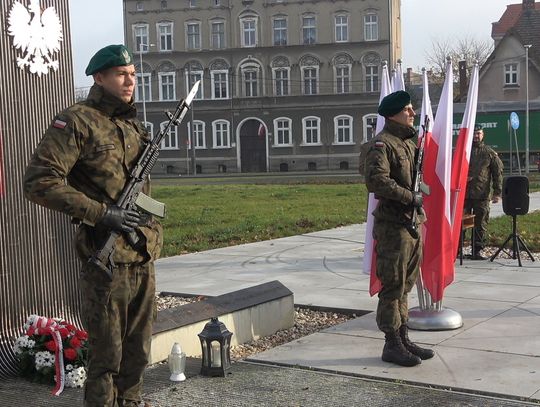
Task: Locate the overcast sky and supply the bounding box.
[69,0,518,88]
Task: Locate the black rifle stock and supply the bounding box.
[89,86,197,279]
[409,115,430,239]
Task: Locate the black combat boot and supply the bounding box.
[399,325,435,360]
[382,330,421,367]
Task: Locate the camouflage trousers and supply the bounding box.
[373,220,422,334]
[464,198,490,253]
[79,261,156,407]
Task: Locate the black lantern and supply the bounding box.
[198,317,233,377]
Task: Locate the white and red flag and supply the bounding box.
[421,60,455,301]
[450,64,479,254]
[365,62,392,296]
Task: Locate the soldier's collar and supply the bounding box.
[384,119,418,140]
[86,85,137,119]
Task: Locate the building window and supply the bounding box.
[302,67,318,95]
[273,68,289,96]
[187,22,201,50]
[334,115,353,144]
[302,116,320,145]
[136,2,143,11]
[214,0,221,5]
[336,65,350,94]
[211,21,225,49]
[302,16,316,44]
[213,120,230,148]
[241,18,257,47]
[158,22,173,52]
[363,114,378,143]
[161,1,167,9]
[133,24,149,52]
[211,70,229,99]
[160,121,178,150]
[189,0,196,7]
[158,72,175,101]
[188,121,206,149]
[185,70,203,100]
[273,18,287,46]
[335,15,348,42]
[364,14,378,41]
[274,118,292,146]
[243,68,259,97]
[366,65,379,92]
[504,63,518,85]
[135,73,151,102]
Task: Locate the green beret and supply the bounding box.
[474,124,483,132]
[378,90,411,117]
[85,45,134,76]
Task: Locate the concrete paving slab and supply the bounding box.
[443,280,540,303]
[250,331,540,400]
[442,306,540,357]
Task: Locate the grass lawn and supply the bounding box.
[153,175,540,258]
[486,210,540,252]
[153,183,366,257]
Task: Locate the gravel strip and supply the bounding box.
[155,294,355,361]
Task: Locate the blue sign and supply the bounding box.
[510,112,520,130]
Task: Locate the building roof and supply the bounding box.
[491,1,540,40]
[512,7,540,61]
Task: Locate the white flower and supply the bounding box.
[65,364,73,371]
[64,367,87,388]
[34,351,55,369]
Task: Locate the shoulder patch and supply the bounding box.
[374,141,385,148]
[53,119,67,129]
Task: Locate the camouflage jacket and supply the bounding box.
[465,141,503,200]
[364,119,425,225]
[23,85,162,264]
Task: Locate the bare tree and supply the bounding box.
[74,87,89,102]
[425,36,493,80]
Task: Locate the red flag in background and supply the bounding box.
[258,122,265,138]
[421,60,455,302]
[366,62,392,296]
[451,64,480,255]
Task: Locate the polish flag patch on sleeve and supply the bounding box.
[53,119,67,129]
[374,141,385,148]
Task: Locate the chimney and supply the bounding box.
[406,67,412,87]
[523,0,534,9]
[459,61,468,100]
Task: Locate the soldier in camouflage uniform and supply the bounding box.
[23,45,161,407]
[364,91,434,367]
[464,125,503,260]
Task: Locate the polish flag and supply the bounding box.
[366,62,392,296]
[451,64,479,255]
[421,60,455,301]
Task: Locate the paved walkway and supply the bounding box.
[155,192,540,403]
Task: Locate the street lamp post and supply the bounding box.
[524,44,532,174]
[138,42,153,125]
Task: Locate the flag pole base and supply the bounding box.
[407,307,463,331]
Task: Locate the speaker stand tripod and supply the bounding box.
[489,214,535,267]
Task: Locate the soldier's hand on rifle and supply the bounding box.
[97,205,141,233]
[411,192,424,208]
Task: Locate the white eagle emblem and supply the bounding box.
[7,0,63,76]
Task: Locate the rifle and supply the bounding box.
[89,81,200,279]
[409,115,431,239]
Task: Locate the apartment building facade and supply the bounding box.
[123,0,401,174]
